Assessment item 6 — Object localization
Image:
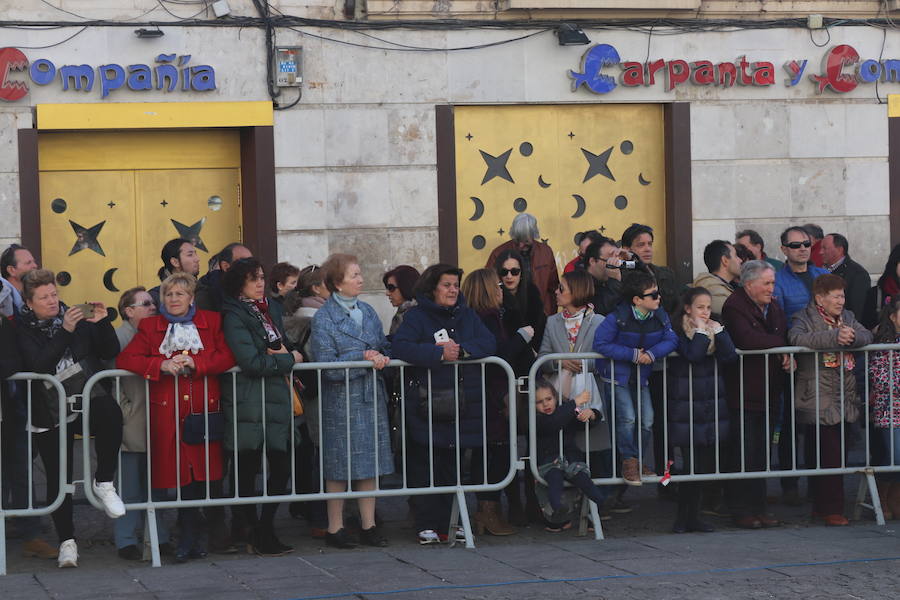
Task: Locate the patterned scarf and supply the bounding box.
[241,296,280,343]
[816,304,855,371]
[158,303,204,357]
[21,302,75,373]
[562,307,586,352]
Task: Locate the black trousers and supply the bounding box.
[237,449,290,529]
[33,394,123,543]
[407,441,482,535]
[470,443,510,502]
[726,412,770,518]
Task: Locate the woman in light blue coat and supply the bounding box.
[310,253,393,550]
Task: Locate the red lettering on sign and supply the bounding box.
[0,47,28,102]
[666,59,690,92]
[752,62,775,86]
[647,59,666,85]
[717,62,737,87]
[810,44,859,93]
[690,61,715,85]
[620,61,644,86]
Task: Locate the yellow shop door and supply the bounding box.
[38,130,242,321]
[453,104,666,276]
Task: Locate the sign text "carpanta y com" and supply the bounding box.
[570,43,895,95]
[0,47,216,101]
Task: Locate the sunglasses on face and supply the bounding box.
[640,291,661,300]
[385,283,398,292]
[130,300,154,308]
[785,241,812,249]
[499,268,521,277]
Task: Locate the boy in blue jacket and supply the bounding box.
[593,272,678,486]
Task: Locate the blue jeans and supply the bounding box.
[610,383,653,463]
[114,452,170,549]
[880,428,900,467]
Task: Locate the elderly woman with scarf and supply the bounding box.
[117,272,235,562]
[221,258,304,556]
[310,253,393,549]
[16,269,125,568]
[788,274,871,526]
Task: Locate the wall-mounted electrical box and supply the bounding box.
[274,47,302,88]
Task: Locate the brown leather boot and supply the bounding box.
[887,483,900,519]
[473,501,516,536]
[876,481,894,520]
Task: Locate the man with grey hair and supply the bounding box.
[721,259,791,529]
[486,213,560,315]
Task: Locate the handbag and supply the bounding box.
[416,378,467,422]
[181,378,225,445]
[288,375,305,417]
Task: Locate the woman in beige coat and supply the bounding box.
[788,274,872,526]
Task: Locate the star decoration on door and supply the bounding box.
[480,148,514,185]
[581,146,615,183]
[68,220,106,256]
[171,218,208,252]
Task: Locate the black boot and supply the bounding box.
[251,523,293,557]
[686,486,715,533]
[672,495,690,534]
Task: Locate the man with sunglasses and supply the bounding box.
[773,226,827,507]
[774,227,828,320]
[0,244,39,316]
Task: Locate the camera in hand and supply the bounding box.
[267,338,284,351]
[607,260,638,270]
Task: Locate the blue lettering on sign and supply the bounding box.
[569,43,620,94]
[0,50,216,99]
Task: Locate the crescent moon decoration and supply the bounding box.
[538,175,551,188]
[469,196,485,221]
[103,267,120,292]
[571,194,586,218]
[638,173,651,186]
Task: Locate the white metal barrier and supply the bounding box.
[0,373,69,576]
[78,357,517,566]
[529,344,900,540]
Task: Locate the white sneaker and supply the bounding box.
[58,539,78,568]
[93,480,126,519]
[417,529,440,545]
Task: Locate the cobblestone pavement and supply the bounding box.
[2,473,899,599]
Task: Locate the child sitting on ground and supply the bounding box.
[534,378,608,532]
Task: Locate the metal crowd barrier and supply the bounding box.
[0,373,69,576]
[529,344,900,541]
[77,357,517,567]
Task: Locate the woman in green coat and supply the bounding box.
[221,258,303,556]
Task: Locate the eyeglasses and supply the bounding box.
[499,268,521,277]
[130,300,154,308]
[640,291,660,300]
[385,283,398,292]
[785,241,812,249]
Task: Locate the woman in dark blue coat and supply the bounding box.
[666,287,737,534]
[391,263,497,544]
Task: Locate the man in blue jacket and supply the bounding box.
[774,226,828,320]
[593,272,678,486]
[773,225,827,505]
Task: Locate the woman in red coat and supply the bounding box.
[117,272,235,562]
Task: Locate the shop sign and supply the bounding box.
[0,48,216,101]
[569,43,897,95]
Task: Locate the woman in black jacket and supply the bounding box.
[493,250,545,376]
[16,269,125,568]
[666,287,737,534]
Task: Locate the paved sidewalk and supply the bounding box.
[2,508,899,599]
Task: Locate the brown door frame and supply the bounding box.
[890,117,900,246]
[436,103,694,284]
[17,126,277,273]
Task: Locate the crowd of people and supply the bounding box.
[1,213,899,568]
